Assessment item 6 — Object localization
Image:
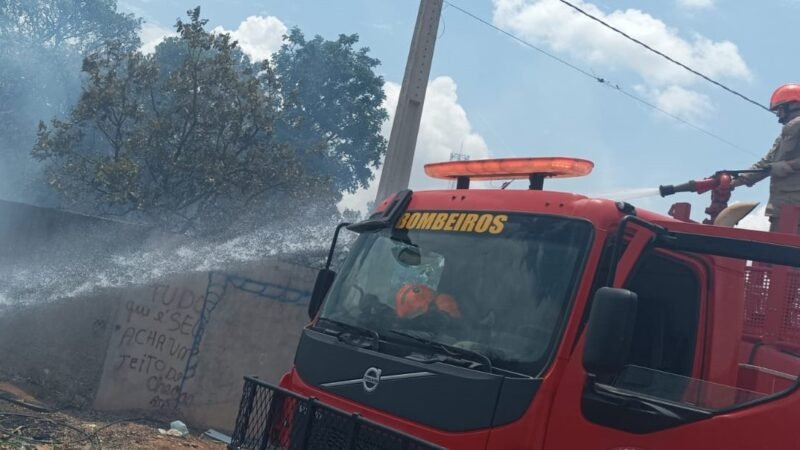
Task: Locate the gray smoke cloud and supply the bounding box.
[0,35,82,206]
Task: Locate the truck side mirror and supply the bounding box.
[307,222,353,320]
[308,268,336,320]
[583,287,638,375]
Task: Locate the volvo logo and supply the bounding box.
[362,367,382,392]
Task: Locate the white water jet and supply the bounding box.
[594,187,662,201]
[0,215,350,305]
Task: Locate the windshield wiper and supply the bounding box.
[315,317,380,350]
[387,329,493,373]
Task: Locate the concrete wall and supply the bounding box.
[0,290,123,407]
[1,260,316,432]
[182,263,315,430]
[0,200,323,433]
[0,199,166,264]
[91,260,317,432]
[93,277,206,413]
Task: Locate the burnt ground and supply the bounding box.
[0,383,226,450]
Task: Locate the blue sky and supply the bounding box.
[120,0,800,229]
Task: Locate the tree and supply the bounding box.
[273,29,388,195]
[0,0,140,204]
[33,8,390,234]
[33,8,311,234]
[0,0,141,52]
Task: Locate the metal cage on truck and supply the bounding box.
[228,376,444,450]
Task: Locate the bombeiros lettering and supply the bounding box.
[396,211,507,234]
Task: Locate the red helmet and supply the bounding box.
[395,284,462,319]
[396,284,435,319]
[770,84,800,111]
[433,294,462,319]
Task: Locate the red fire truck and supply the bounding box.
[229,157,800,450]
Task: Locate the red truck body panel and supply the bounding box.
[274,188,800,449]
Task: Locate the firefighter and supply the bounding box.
[733,84,800,232]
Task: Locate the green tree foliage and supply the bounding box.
[273,28,388,194]
[33,8,389,234]
[0,0,140,203]
[34,8,311,234]
[0,0,141,51]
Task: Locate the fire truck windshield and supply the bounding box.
[318,212,592,375]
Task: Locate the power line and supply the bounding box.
[444,2,600,82]
[557,0,771,114]
[612,85,751,154]
[442,0,757,157]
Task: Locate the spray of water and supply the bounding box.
[0,211,349,307]
[594,187,662,201]
[0,185,673,307]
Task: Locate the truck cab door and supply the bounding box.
[543,219,800,450]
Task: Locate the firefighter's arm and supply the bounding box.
[733,140,778,187]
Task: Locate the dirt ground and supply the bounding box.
[0,383,226,450]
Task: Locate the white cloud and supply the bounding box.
[736,204,771,231]
[338,76,490,214]
[140,16,287,61]
[492,0,749,119]
[654,85,713,121]
[139,22,176,54]
[677,0,715,9]
[212,16,287,61]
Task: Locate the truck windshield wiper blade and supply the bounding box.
[316,317,380,350]
[387,329,493,372]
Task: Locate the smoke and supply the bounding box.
[0,35,82,205]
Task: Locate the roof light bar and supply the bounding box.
[424,157,594,181]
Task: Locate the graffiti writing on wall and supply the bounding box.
[106,272,312,413]
[111,284,202,409]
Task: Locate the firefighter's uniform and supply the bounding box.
[734,85,800,232]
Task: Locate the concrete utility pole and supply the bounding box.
[374,0,443,203]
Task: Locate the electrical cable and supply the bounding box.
[557,0,771,113]
[442,0,759,157]
[612,84,751,155]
